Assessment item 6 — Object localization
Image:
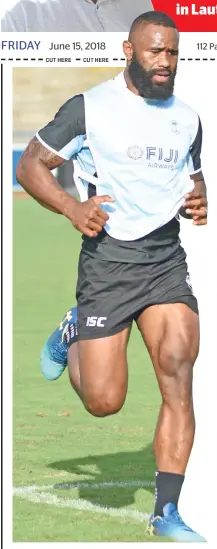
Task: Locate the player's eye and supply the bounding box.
[169,50,178,56]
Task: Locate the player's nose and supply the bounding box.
[157,51,170,68]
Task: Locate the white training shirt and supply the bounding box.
[37,71,202,241]
[1,0,153,32]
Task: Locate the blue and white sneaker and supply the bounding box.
[40,307,78,381]
[147,502,206,542]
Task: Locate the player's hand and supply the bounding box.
[70,195,115,237]
[184,191,208,225]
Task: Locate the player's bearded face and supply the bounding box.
[128,52,177,100]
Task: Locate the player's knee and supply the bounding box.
[84,389,125,418]
[159,338,195,376]
[158,341,194,402]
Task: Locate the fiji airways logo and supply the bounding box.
[146,147,178,163]
[127,146,144,160]
[127,145,179,166]
[86,316,107,327]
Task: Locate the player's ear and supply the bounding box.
[123,40,133,62]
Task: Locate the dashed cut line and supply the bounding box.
[13,480,153,522]
[1,57,217,62]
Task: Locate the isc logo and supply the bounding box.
[86,316,107,327]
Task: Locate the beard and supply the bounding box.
[128,53,176,100]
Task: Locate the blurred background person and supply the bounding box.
[1,0,153,32]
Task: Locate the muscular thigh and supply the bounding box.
[78,326,131,405]
[137,303,199,378]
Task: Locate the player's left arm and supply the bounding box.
[183,170,207,225]
[180,115,207,225]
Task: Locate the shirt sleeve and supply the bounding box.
[36,94,86,160]
[187,115,202,175]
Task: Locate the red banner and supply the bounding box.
[152,0,217,31]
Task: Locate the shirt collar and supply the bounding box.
[114,71,127,88]
[85,0,109,4]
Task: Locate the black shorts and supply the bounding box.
[76,219,198,340]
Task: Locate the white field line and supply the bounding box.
[13,480,154,491]
[54,480,155,490]
[13,481,153,522]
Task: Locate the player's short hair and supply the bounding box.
[129,10,178,37]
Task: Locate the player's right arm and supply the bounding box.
[16,95,114,237]
[16,136,73,215]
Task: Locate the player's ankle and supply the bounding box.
[154,471,185,516]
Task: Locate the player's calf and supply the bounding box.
[155,335,197,474]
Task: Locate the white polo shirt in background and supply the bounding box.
[1,0,153,32]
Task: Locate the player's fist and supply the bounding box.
[184,191,207,225]
[70,195,115,237]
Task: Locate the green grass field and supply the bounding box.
[13,196,169,542]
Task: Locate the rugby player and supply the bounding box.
[1,0,153,32]
[16,11,207,541]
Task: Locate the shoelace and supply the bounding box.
[52,342,67,361]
